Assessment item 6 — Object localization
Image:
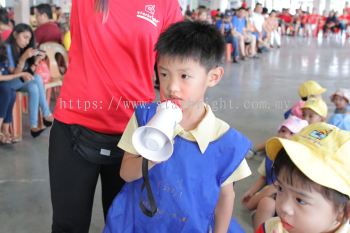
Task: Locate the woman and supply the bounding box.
[48,0,182,232]
[6,23,53,137]
[0,42,33,144]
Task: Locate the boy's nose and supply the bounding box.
[167,77,180,94]
[278,198,294,218]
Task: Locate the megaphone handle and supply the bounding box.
[139,158,158,217]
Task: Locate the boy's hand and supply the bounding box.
[241,190,253,203]
[260,185,277,197]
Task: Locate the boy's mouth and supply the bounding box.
[281,219,294,231]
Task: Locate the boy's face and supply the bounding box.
[275,172,341,233]
[158,56,222,111]
[277,126,294,139]
[333,95,348,110]
[198,11,208,22]
[302,109,323,124]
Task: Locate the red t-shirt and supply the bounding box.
[255,225,265,233]
[279,13,293,23]
[1,29,12,41]
[301,14,308,24]
[35,22,62,45]
[308,14,319,24]
[339,15,349,23]
[345,7,350,15]
[54,0,183,134]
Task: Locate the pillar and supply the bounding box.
[246,0,256,8]
[14,0,30,24]
[325,0,331,12]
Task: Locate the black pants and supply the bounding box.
[49,120,125,233]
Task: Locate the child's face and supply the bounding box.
[302,109,323,124]
[333,95,348,110]
[158,56,222,112]
[198,11,208,22]
[275,172,341,233]
[277,126,294,139]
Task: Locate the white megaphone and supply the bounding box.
[132,100,183,162]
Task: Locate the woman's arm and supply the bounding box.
[12,48,35,74]
[214,184,235,233]
[0,72,33,81]
[119,152,157,182]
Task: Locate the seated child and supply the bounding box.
[301,97,328,124]
[256,122,350,233]
[241,116,308,230]
[284,80,326,119]
[103,21,252,233]
[328,88,350,131]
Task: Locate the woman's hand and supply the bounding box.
[21,72,34,82]
[21,48,36,61]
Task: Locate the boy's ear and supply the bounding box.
[336,201,350,224]
[207,66,224,87]
[346,202,350,219]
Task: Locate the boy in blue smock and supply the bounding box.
[328,88,350,131]
[103,21,252,233]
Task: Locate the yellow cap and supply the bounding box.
[266,123,350,197]
[298,80,326,98]
[301,97,328,118]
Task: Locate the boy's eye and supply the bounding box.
[296,197,306,205]
[181,74,190,79]
[277,185,283,192]
[160,72,167,77]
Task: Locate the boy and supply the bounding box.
[256,122,350,233]
[242,116,308,230]
[103,21,252,233]
[328,88,350,130]
[301,97,328,124]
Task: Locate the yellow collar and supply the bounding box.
[174,104,229,154]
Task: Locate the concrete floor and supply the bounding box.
[0,36,349,233]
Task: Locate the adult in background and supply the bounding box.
[0,8,12,41]
[34,3,62,46]
[6,24,53,137]
[48,0,182,232]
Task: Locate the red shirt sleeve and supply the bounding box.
[255,224,266,233]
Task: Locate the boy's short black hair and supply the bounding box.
[155,21,225,71]
[262,7,269,14]
[36,4,53,19]
[274,149,349,222]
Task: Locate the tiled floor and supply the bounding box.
[0,36,349,233]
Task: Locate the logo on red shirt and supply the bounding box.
[137,5,160,27]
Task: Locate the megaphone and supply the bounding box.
[132,100,182,162]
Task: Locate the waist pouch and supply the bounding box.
[70,124,123,164]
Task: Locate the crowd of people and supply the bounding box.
[185,2,350,62]
[1,1,350,233]
[0,3,69,144]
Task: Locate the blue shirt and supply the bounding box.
[232,16,246,34]
[104,103,251,233]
